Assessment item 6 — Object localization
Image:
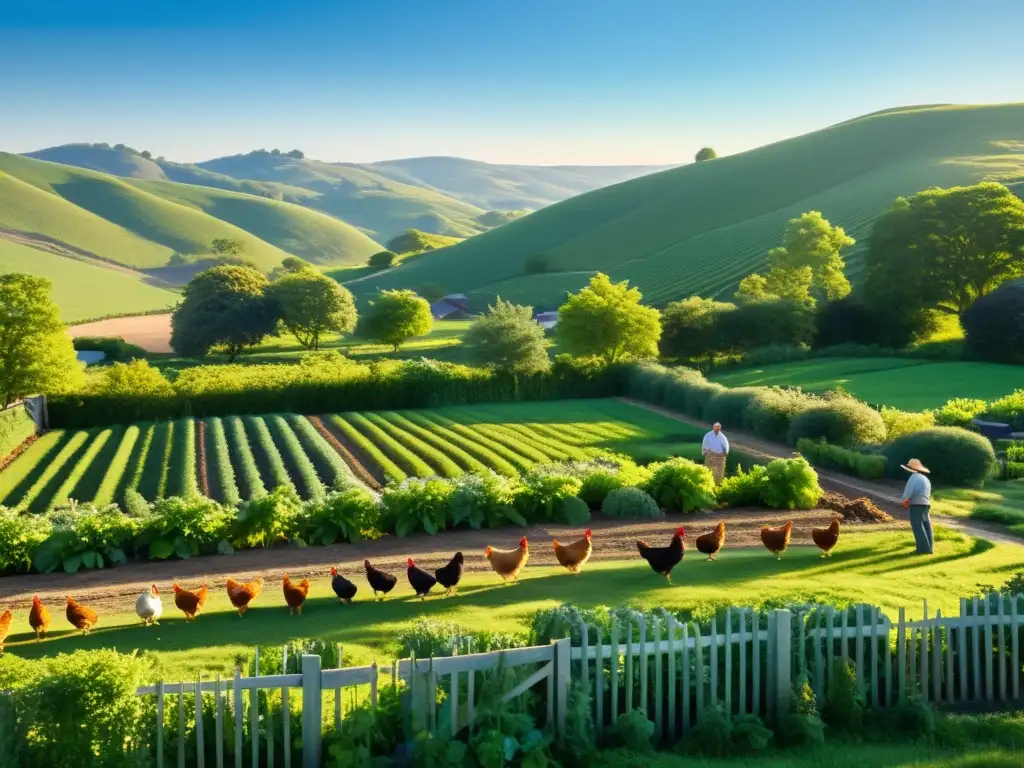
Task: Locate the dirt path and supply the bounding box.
[0,508,898,614]
[68,314,173,353]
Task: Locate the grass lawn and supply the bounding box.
[934,481,1024,539]
[6,529,1020,680]
[710,357,1024,410]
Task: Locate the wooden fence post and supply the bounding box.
[554,638,571,738]
[301,655,322,768]
[768,609,792,719]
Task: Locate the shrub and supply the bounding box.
[602,487,663,518]
[368,250,398,269]
[613,709,655,752]
[32,503,137,574]
[141,495,233,559]
[985,390,1024,430]
[703,387,760,428]
[380,477,455,537]
[297,485,379,545]
[1006,462,1024,480]
[448,471,527,529]
[0,405,36,463]
[883,427,997,487]
[0,507,50,575]
[551,455,650,507]
[796,438,887,480]
[777,673,826,747]
[643,458,717,513]
[233,485,302,547]
[515,467,584,524]
[659,296,736,361]
[394,618,525,659]
[786,396,886,447]
[742,387,815,442]
[824,657,864,733]
[1006,442,1024,462]
[716,465,767,507]
[962,277,1024,364]
[933,397,988,428]
[72,335,147,361]
[880,406,935,440]
[760,457,822,509]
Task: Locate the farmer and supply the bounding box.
[901,458,933,555]
[702,422,729,485]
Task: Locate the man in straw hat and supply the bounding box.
[901,458,933,555]
[702,422,729,485]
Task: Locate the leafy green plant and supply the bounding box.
[933,397,988,428]
[986,390,1024,430]
[515,467,583,523]
[205,417,241,505]
[555,455,651,507]
[449,471,527,529]
[613,709,655,751]
[602,486,662,518]
[411,731,468,768]
[1006,441,1024,462]
[381,476,454,537]
[643,457,716,513]
[823,657,864,734]
[297,486,378,545]
[141,495,233,559]
[716,465,767,507]
[232,485,302,548]
[33,502,137,574]
[244,416,294,491]
[760,457,822,509]
[777,672,826,747]
[0,507,50,574]
[880,406,935,440]
[679,707,771,756]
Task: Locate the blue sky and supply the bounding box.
[2,0,1021,164]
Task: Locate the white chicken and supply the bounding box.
[135,584,163,625]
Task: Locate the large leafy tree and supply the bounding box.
[268,271,357,350]
[660,296,735,360]
[170,265,277,361]
[0,274,83,407]
[357,289,433,352]
[463,299,550,376]
[864,182,1024,317]
[767,211,853,303]
[556,273,661,363]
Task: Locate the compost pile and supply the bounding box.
[817,491,894,524]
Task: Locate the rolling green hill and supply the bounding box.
[356,103,1024,310]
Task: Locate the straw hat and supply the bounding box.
[901,458,930,474]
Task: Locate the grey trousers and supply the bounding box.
[909,505,933,554]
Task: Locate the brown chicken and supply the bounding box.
[761,521,793,560]
[282,574,310,615]
[485,536,529,583]
[226,578,263,617]
[812,518,840,557]
[66,596,99,633]
[553,529,592,574]
[0,609,12,653]
[29,595,51,640]
[173,583,208,621]
[695,522,726,561]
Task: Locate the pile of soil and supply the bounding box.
[817,491,894,524]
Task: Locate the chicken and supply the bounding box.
[553,529,592,574]
[173,583,208,621]
[812,518,841,557]
[0,609,12,653]
[364,560,398,600]
[282,574,311,615]
[407,558,437,600]
[434,552,464,596]
[636,526,685,583]
[226,578,263,617]
[485,537,529,584]
[29,596,50,640]
[330,567,358,604]
[66,596,99,633]
[761,521,793,559]
[135,584,163,625]
[695,522,726,561]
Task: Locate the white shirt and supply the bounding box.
[702,431,729,454]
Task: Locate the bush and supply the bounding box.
[882,427,998,487]
[786,396,886,447]
[1006,462,1024,480]
[233,485,302,547]
[367,250,398,269]
[933,397,988,428]
[72,335,146,362]
[297,485,379,545]
[602,487,662,519]
[380,477,455,537]
[448,471,527,529]
[824,657,864,734]
[552,455,650,507]
[1006,442,1024,462]
[643,458,717,513]
[32,504,138,574]
[776,673,826,747]
[796,438,887,480]
[515,467,585,524]
[985,390,1024,430]
[613,709,655,752]
[760,457,822,509]
[716,465,767,507]
[140,495,233,559]
[880,406,935,440]
[703,387,761,427]
[962,277,1024,364]
[659,296,736,361]
[0,507,50,575]
[742,387,815,442]
[394,618,526,661]
[0,405,36,463]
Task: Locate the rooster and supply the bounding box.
[66,596,99,634]
[282,574,311,615]
[0,609,12,652]
[553,529,592,574]
[226,578,263,617]
[695,522,726,561]
[812,518,840,558]
[29,596,50,640]
[330,567,358,604]
[173,583,208,621]
[364,560,398,600]
[434,552,464,596]
[135,584,163,625]
[485,537,529,584]
[407,558,437,600]
[636,527,685,583]
[761,521,793,559]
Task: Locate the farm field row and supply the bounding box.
[0,400,701,509]
[710,357,1024,410]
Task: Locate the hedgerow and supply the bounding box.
[225,416,266,500]
[882,428,997,487]
[0,405,36,463]
[796,438,887,480]
[205,417,241,505]
[267,414,325,499]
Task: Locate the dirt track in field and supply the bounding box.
[0,508,902,615]
[68,313,173,353]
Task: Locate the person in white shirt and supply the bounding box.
[900,458,933,555]
[702,422,729,485]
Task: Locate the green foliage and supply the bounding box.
[0,405,36,462]
[268,270,358,350]
[463,298,550,376]
[394,617,525,660]
[824,657,864,734]
[233,484,302,548]
[205,417,241,505]
[786,396,887,447]
[71,336,146,362]
[694,146,717,162]
[601,486,662,518]
[963,278,1024,364]
[716,465,768,507]
[225,416,266,500]
[562,455,651,507]
[680,707,773,757]
[557,273,661,363]
[1006,462,1024,480]
[796,438,887,480]
[764,211,855,303]
[659,296,735,361]
[985,390,1024,430]
[140,495,233,560]
[742,387,815,442]
[245,416,294,491]
[448,471,527,529]
[381,476,454,537]
[760,457,822,509]
[368,249,397,268]
[32,502,137,574]
[717,298,817,351]
[267,414,325,498]
[933,397,988,428]
[703,387,761,427]
[91,359,173,401]
[880,405,935,440]
[297,485,377,545]
[524,252,550,274]
[357,289,433,351]
[643,457,717,513]
[211,237,244,257]
[889,694,936,739]
[411,731,468,768]
[777,673,826,748]
[0,506,51,574]
[515,466,584,523]
[613,709,655,751]
[883,427,997,487]
[0,273,83,407]
[386,229,461,255]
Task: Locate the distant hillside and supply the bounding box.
[355,103,1024,310]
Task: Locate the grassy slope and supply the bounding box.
[356,103,1024,308]
[25,144,167,180]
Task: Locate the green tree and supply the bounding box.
[170,265,277,361]
[524,253,550,274]
[660,296,736,360]
[368,250,398,269]
[556,273,661,363]
[268,271,358,350]
[211,238,245,258]
[268,256,312,281]
[864,182,1024,317]
[695,147,718,162]
[93,359,173,397]
[0,274,83,407]
[357,289,433,352]
[286,149,305,159]
[463,299,550,376]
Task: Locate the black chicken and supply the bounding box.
[407,558,437,600]
[364,559,398,600]
[330,567,358,604]
[434,552,464,596]
[636,526,685,583]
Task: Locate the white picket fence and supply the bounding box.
[137,595,1023,767]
